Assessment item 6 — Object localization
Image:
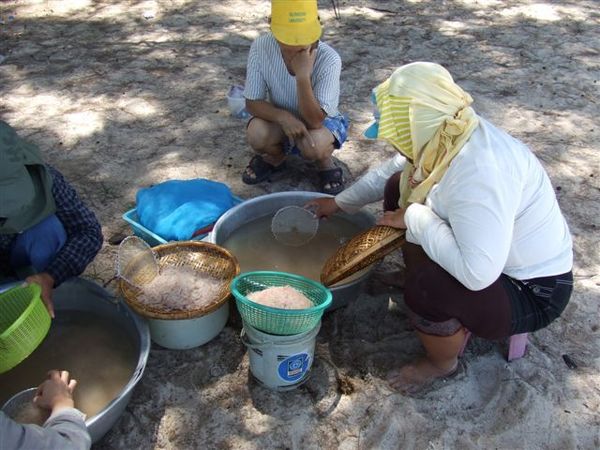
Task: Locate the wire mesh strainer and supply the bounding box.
[116,236,160,289]
[271,206,319,247]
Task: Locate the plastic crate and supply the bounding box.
[123,208,219,246]
[123,209,172,246]
[123,195,243,247]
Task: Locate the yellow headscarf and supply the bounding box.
[373,62,479,208]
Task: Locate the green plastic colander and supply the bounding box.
[0,284,51,374]
[230,271,332,336]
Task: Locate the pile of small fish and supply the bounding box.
[247,285,313,309]
[138,266,222,311]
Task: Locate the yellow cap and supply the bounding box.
[271,0,322,46]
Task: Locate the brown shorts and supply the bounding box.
[384,172,572,339]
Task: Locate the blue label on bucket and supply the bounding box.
[278,353,310,382]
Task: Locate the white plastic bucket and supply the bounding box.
[226,85,249,119]
[148,301,229,349]
[241,321,320,390]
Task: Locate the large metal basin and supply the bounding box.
[53,278,150,443]
[210,191,375,310]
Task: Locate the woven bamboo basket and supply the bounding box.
[320,226,405,286]
[119,241,240,320]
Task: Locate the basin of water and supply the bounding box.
[211,192,375,310]
[0,278,150,443]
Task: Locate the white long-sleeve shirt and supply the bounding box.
[335,118,573,290]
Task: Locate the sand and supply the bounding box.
[1,0,599,449]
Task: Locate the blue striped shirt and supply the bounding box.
[244,33,342,118]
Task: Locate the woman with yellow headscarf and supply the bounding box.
[308,62,573,393]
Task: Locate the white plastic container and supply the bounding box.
[147,302,228,349]
[227,85,250,119]
[241,321,320,390]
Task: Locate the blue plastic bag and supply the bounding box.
[136,179,239,241]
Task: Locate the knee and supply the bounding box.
[246,118,272,151]
[298,128,334,161]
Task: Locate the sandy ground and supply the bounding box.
[1,0,599,448]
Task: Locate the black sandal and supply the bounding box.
[318,166,345,195]
[242,155,286,185]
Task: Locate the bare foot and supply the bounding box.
[387,357,458,394]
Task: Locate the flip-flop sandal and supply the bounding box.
[318,166,345,195]
[242,154,286,185]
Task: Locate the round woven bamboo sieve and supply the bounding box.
[119,241,240,320]
[320,226,406,286]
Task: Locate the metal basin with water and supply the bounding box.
[1,278,151,443]
[210,191,375,310]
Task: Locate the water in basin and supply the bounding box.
[0,310,137,419]
[222,214,363,281]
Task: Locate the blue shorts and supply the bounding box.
[283,115,349,155]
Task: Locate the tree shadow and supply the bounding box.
[1,0,598,447]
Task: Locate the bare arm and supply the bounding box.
[245,99,294,125]
[296,76,326,128]
[0,370,91,450]
[292,47,326,129]
[246,99,315,147]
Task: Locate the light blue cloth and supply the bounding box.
[136,179,239,241]
[363,90,380,139]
